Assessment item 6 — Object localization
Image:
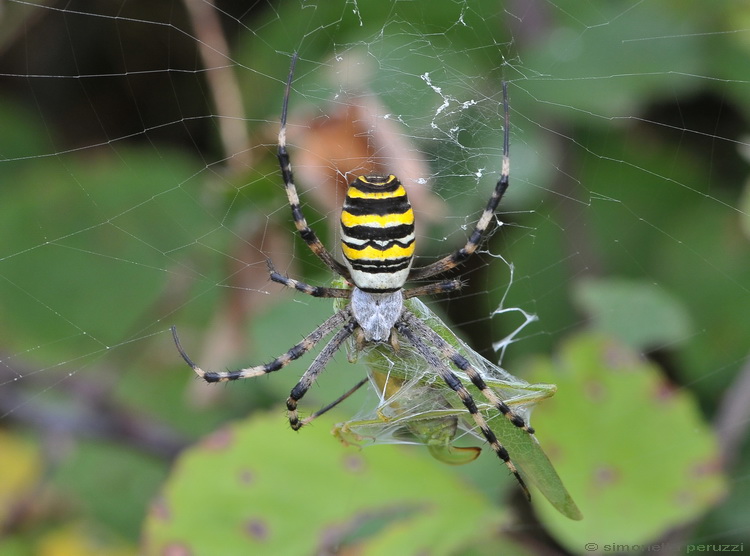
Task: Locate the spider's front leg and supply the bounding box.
[407,81,511,282]
[277,53,350,280]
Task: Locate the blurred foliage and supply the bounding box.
[526,334,726,551]
[573,278,693,351]
[0,0,748,555]
[0,430,42,525]
[143,411,516,556]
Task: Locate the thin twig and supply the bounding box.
[183,0,250,169]
[715,352,750,467]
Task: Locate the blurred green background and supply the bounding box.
[0,0,748,554]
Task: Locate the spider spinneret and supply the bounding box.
[171,52,535,500]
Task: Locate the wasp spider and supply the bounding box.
[172,53,535,498]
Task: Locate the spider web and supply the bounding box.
[0,0,749,548]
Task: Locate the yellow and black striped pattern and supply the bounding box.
[340,175,415,292]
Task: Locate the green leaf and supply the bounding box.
[573,278,692,350]
[525,334,726,551]
[0,148,204,355]
[52,440,166,540]
[143,411,507,556]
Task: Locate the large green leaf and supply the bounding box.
[573,278,692,350]
[0,148,205,354]
[143,411,512,556]
[526,334,726,551]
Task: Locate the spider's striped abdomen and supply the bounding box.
[340,175,415,292]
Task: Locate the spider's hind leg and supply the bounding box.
[290,376,369,430]
[394,314,531,500]
[276,53,351,280]
[400,311,535,435]
[171,307,350,383]
[286,320,358,430]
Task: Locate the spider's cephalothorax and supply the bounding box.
[172,52,536,500]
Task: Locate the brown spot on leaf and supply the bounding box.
[162,543,192,556]
[341,453,366,474]
[150,496,171,522]
[653,380,678,403]
[602,341,638,370]
[673,489,695,507]
[202,427,233,451]
[584,379,607,403]
[542,441,563,460]
[692,457,722,477]
[245,518,269,541]
[593,465,620,487]
[238,468,255,485]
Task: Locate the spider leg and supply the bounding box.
[400,311,535,434]
[295,376,369,429]
[408,81,510,281]
[171,307,350,382]
[403,278,463,299]
[267,259,351,298]
[394,312,530,500]
[287,320,359,430]
[278,53,351,279]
